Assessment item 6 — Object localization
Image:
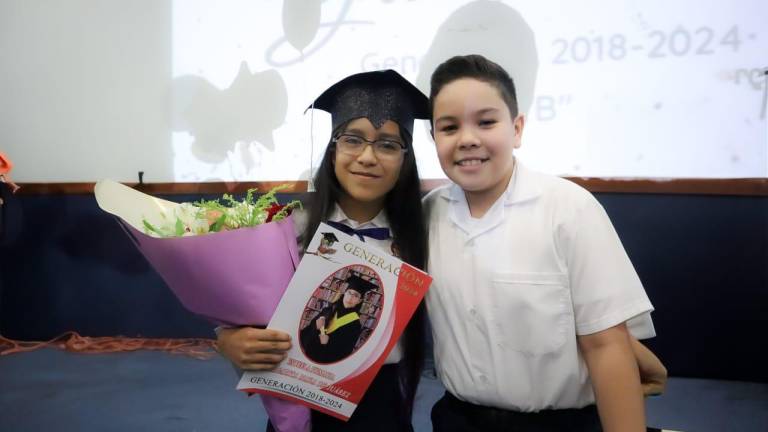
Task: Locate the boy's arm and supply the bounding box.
[631,336,667,396]
[579,323,645,432]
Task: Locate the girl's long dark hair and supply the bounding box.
[300,122,427,422]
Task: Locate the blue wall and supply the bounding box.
[1,185,766,382]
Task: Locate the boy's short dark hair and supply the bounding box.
[429,54,519,118]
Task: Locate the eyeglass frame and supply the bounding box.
[332,133,409,159]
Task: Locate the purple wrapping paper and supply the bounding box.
[94,179,310,430]
[112,214,309,431]
[117,216,312,432]
[262,395,312,432]
[118,216,299,327]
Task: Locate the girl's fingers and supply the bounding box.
[245,328,291,342]
[245,340,292,353]
[241,363,278,371]
[239,353,288,370]
[217,327,292,366]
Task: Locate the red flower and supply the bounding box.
[265,203,285,223]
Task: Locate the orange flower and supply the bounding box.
[0,152,20,193]
[0,152,12,175]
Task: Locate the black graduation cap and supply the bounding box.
[321,232,339,243]
[344,274,378,296]
[307,70,430,138]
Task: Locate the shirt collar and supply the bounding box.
[440,159,542,207]
[329,203,390,229]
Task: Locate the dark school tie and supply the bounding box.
[326,220,391,242]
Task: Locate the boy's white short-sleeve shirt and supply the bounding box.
[424,162,654,412]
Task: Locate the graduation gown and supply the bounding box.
[301,307,363,364]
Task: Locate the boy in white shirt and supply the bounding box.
[424,54,662,431]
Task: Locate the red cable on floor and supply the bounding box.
[0,331,217,360]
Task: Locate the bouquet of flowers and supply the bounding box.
[141,187,300,238]
[94,179,310,432]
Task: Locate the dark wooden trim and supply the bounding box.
[14,181,310,196]
[11,178,768,196]
[564,177,768,196]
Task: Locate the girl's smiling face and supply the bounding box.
[334,118,404,219]
[432,78,524,212]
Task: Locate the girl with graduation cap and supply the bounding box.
[217,69,430,432]
[300,274,379,364]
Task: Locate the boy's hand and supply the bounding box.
[630,337,668,396]
[641,369,667,397]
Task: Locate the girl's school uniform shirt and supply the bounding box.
[294,205,404,364]
[423,161,655,412]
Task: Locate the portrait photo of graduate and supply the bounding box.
[299,270,384,364]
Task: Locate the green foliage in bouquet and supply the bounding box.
[143,184,302,238]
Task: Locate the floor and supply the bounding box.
[1,348,767,431]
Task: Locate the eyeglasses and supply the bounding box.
[333,133,407,160]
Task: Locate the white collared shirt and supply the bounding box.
[294,204,404,364]
[424,162,654,411]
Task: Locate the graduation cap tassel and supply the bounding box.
[308,100,316,192]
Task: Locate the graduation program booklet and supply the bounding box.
[237,222,432,421]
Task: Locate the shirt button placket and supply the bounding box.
[467,238,488,387]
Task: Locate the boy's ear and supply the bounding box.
[515,114,526,133]
[513,114,526,149]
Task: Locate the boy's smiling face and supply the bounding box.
[432,78,524,210]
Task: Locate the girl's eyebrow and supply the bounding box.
[344,128,401,141]
[343,128,367,135]
[377,132,402,141]
[434,115,458,124]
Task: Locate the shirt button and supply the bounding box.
[478,374,488,382]
[469,308,477,316]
